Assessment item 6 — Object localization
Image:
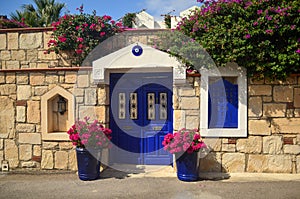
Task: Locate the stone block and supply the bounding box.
[0,73,5,83]
[248,97,262,117]
[27,101,40,123]
[85,88,97,105]
[0,97,15,138]
[271,118,300,134]
[0,84,16,95]
[6,73,16,83]
[33,145,41,156]
[174,110,186,130]
[180,97,199,110]
[0,34,6,49]
[16,124,35,133]
[248,120,271,135]
[236,136,262,153]
[4,139,19,168]
[7,32,18,49]
[55,151,68,169]
[263,136,283,154]
[43,142,58,149]
[222,153,245,172]
[68,150,77,171]
[1,50,11,60]
[77,74,89,88]
[97,86,109,105]
[263,103,286,117]
[6,61,19,69]
[17,85,31,100]
[70,88,84,97]
[19,145,32,161]
[284,145,300,155]
[294,88,300,108]
[45,74,59,84]
[178,87,196,97]
[79,106,97,121]
[264,155,292,173]
[247,154,267,172]
[41,150,53,169]
[222,144,236,152]
[16,106,26,122]
[95,106,108,123]
[263,96,272,102]
[34,86,48,96]
[203,138,221,152]
[30,73,45,86]
[16,73,29,84]
[199,152,222,172]
[59,142,73,150]
[249,85,272,96]
[27,49,38,61]
[19,133,41,144]
[43,31,53,49]
[11,50,25,61]
[65,72,77,83]
[185,116,199,130]
[273,86,293,102]
[20,33,42,49]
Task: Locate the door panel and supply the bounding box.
[109,73,173,165]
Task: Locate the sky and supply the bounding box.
[0,0,199,21]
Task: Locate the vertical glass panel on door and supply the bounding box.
[119,93,126,119]
[160,93,167,120]
[147,93,155,120]
[130,93,138,120]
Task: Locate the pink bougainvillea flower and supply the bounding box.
[257,9,263,15]
[244,34,251,39]
[103,15,112,21]
[75,49,83,54]
[296,49,300,54]
[265,29,273,34]
[100,32,106,36]
[58,36,67,42]
[76,37,84,42]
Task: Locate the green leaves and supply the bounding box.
[178,0,300,79]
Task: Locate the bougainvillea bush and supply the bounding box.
[178,0,300,79]
[162,128,206,154]
[46,5,122,65]
[67,117,112,149]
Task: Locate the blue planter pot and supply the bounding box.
[76,147,101,181]
[175,152,199,182]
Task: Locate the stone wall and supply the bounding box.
[186,76,300,173]
[0,28,299,174]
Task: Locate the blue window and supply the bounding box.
[208,78,238,128]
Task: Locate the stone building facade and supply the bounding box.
[0,27,299,174]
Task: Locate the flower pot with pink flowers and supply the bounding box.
[67,117,112,181]
[162,128,206,182]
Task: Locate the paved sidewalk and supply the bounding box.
[0,168,300,199]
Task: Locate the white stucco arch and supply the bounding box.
[92,43,186,84]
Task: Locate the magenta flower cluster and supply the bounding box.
[67,117,112,149]
[162,128,206,154]
[46,5,123,65]
[177,0,300,79]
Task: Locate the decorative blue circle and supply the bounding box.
[132,45,143,56]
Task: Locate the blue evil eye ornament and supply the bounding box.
[132,45,143,56]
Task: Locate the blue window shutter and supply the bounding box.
[208,79,238,128]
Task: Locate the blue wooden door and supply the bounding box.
[109,73,173,165]
[208,79,238,128]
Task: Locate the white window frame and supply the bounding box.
[200,63,247,137]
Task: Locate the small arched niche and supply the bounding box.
[41,86,75,141]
